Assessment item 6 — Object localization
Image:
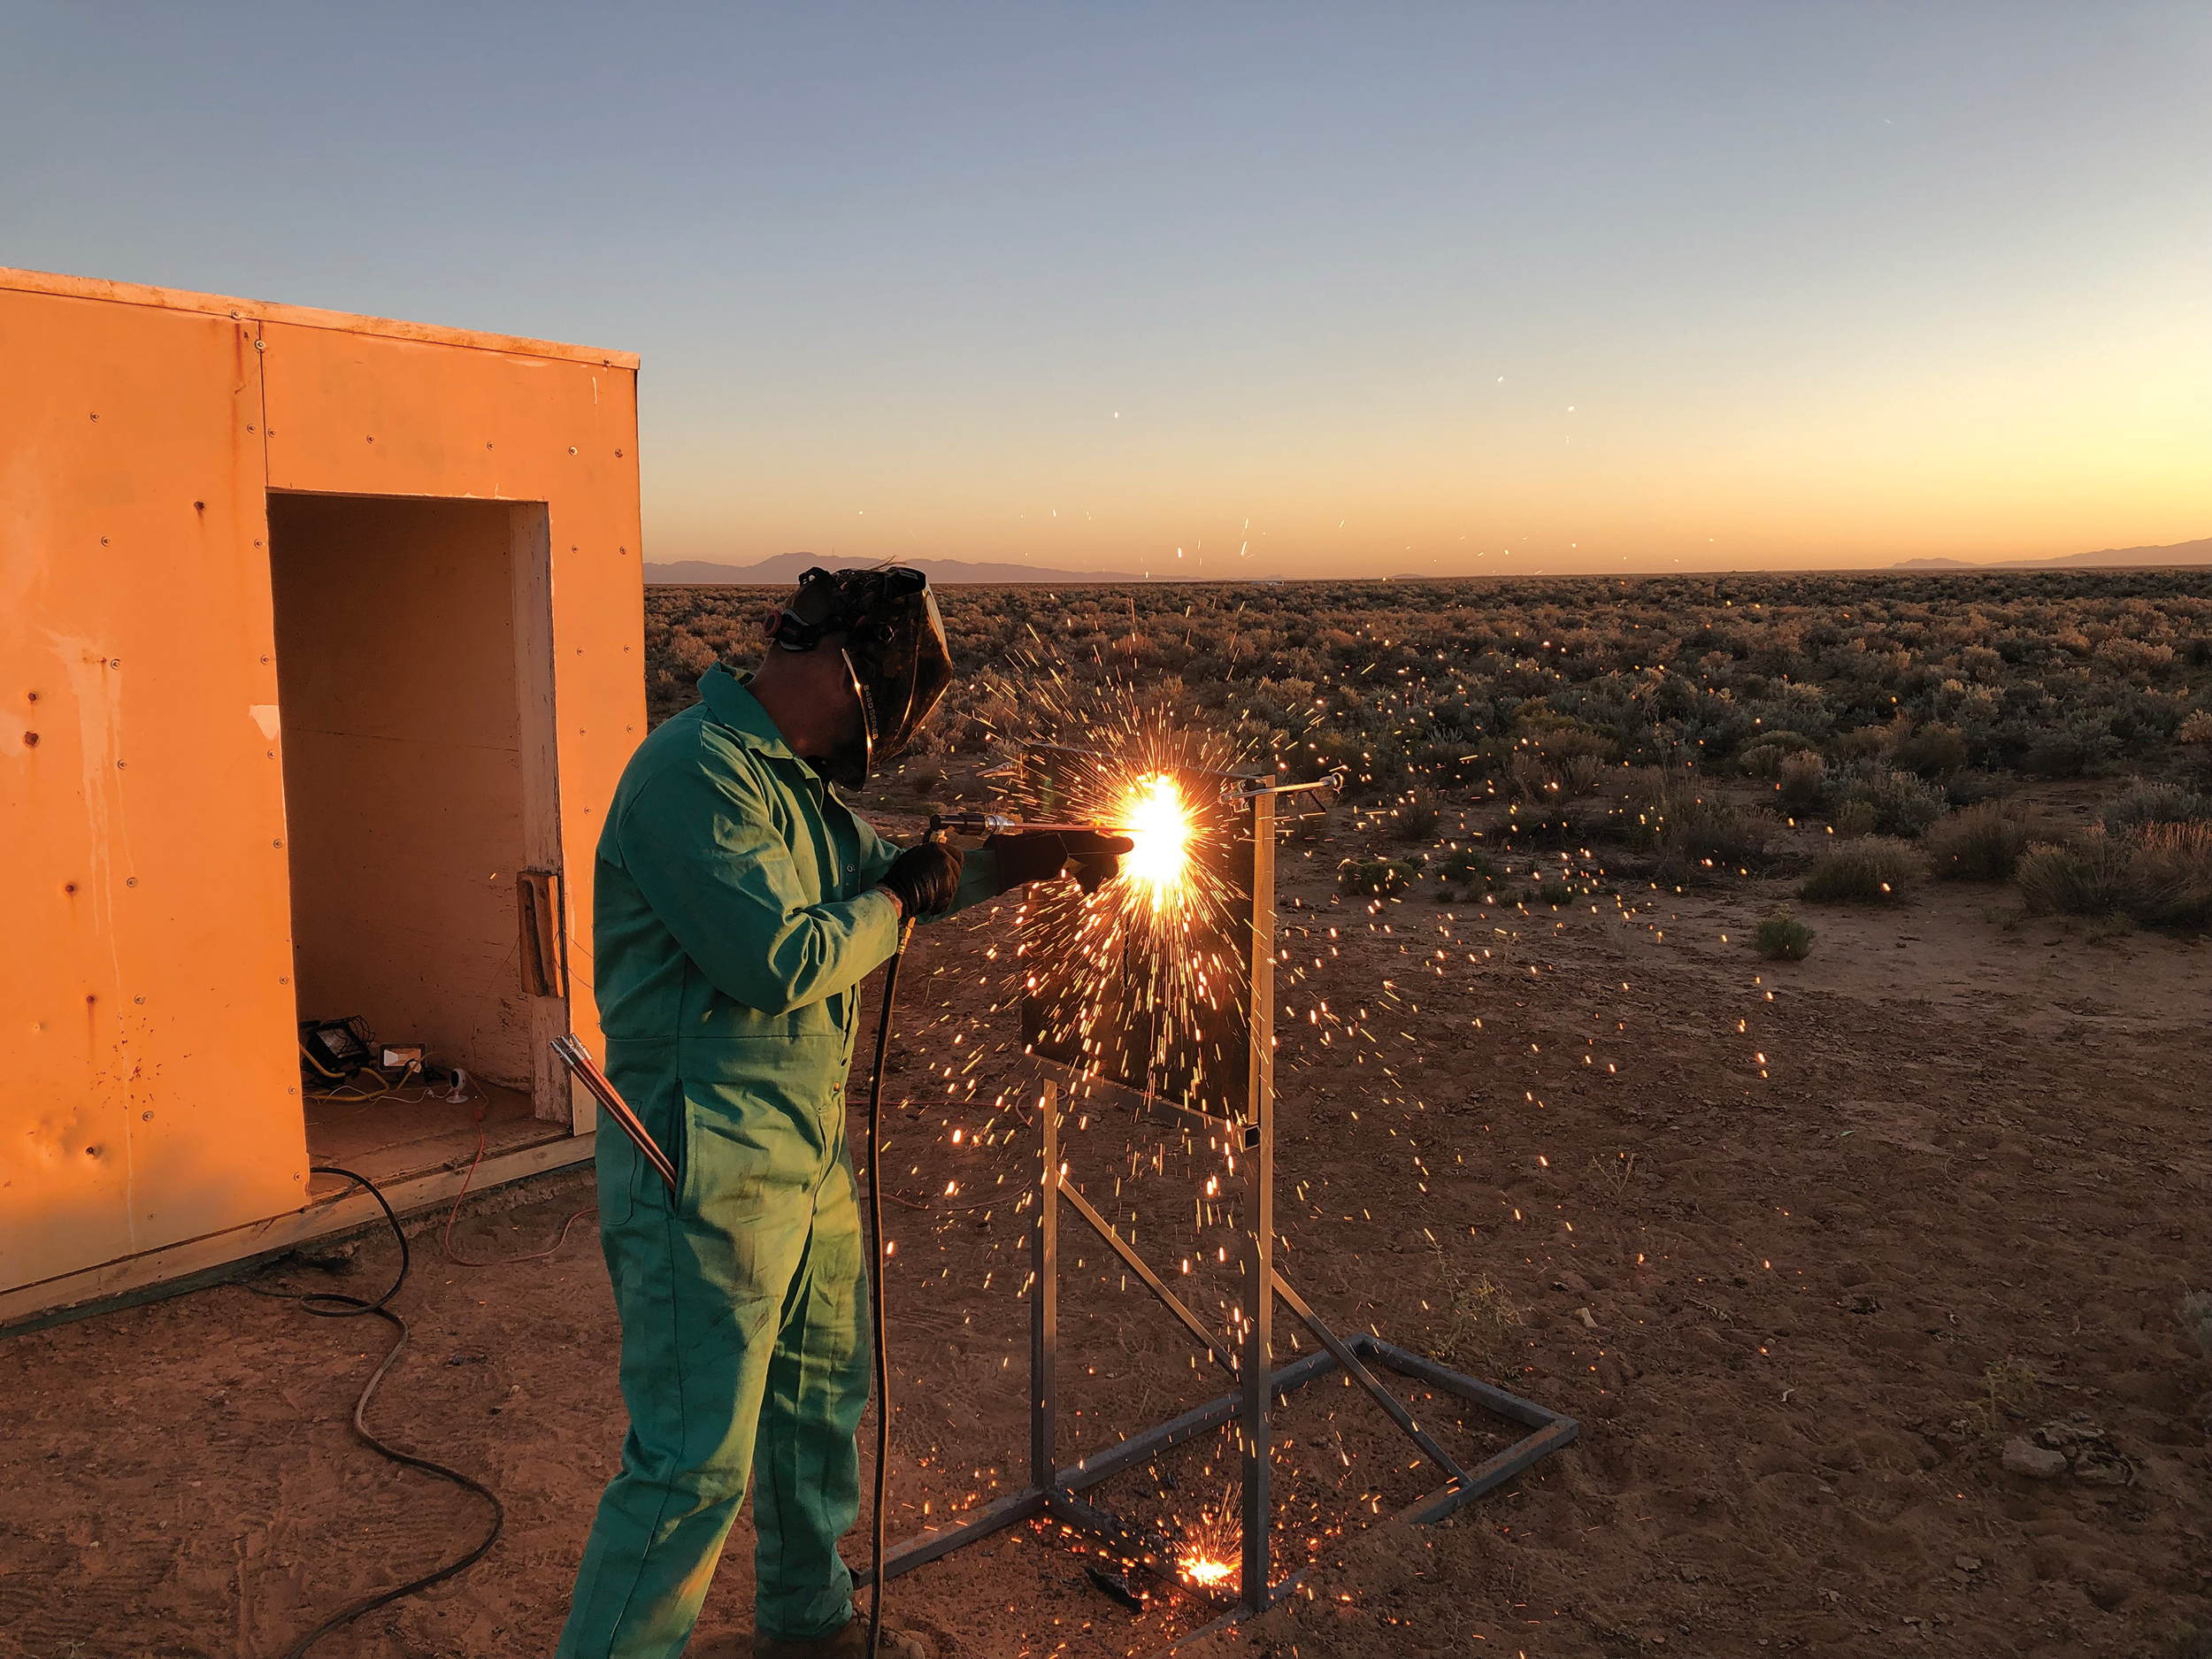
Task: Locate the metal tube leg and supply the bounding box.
[1031,1081,1058,1494]
[1238,787,1277,1615]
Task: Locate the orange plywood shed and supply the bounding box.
[1,268,646,1319]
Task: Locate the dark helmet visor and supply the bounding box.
[773,565,955,780]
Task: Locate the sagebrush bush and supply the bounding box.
[1924,802,2032,880]
[1834,799,1879,838]
[1624,785,1770,880]
[1837,768,1948,838]
[1445,848,1500,884]
[2101,780,2211,834]
[1800,837,1923,902]
[1893,722,1970,777]
[2179,710,2212,747]
[1339,857,1415,896]
[2017,824,2212,929]
[1755,909,1816,960]
[1739,731,1816,778]
[1391,799,1441,841]
[1777,749,1826,813]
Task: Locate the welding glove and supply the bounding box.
[986,831,1135,895]
[879,842,964,918]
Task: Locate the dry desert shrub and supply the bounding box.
[1799,837,1923,902]
[1737,730,1818,777]
[1925,801,2032,880]
[2017,824,2212,930]
[1755,908,1816,959]
[1560,753,1610,796]
[1508,750,1560,804]
[1969,1356,2039,1437]
[1390,796,1441,841]
[2179,709,2212,747]
[1777,749,1826,812]
[1430,1243,1525,1373]
[1338,857,1415,896]
[1893,721,1970,777]
[2101,780,2212,834]
[1832,765,1949,838]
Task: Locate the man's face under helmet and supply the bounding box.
[769,565,955,787]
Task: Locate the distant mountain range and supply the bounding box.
[644,535,2212,586]
[1894,536,2212,571]
[644,554,1138,586]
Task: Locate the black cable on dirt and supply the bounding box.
[245,1164,505,1658]
[863,925,915,1659]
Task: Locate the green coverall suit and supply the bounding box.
[558,665,997,1656]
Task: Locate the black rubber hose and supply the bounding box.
[246,1165,506,1658]
[864,920,915,1659]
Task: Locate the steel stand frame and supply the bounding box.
[860,782,1578,1646]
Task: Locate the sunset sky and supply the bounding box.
[4,4,2206,576]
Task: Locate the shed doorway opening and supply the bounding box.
[266,493,571,1193]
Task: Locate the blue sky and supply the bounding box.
[4,4,2207,574]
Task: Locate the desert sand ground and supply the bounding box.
[3,793,2208,1659]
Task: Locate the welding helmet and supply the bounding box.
[771,565,954,786]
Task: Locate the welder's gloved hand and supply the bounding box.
[879,842,964,918]
[986,831,1135,895]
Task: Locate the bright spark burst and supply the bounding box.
[1118,772,1195,912]
[977,667,1255,1116]
[1179,1552,1235,1588]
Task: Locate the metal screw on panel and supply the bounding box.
[142,1111,153,1120]
[568,447,578,455]
[101,537,109,545]
[273,839,283,848]
[63,883,75,895]
[22,732,35,747]
[89,413,98,421]
[126,877,136,887]
[253,340,265,351]
[279,976,289,985]
[117,760,126,769]
[134,996,144,1004]
[615,449,625,457]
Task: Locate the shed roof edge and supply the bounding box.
[0,266,641,371]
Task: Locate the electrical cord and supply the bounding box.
[248,1165,506,1658]
[863,917,917,1659]
[442,1101,598,1267]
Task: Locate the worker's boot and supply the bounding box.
[752,1617,932,1659]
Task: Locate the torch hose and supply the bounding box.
[864,916,916,1659]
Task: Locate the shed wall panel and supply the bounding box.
[1,291,306,1292]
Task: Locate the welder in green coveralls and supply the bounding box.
[558,567,1126,1659]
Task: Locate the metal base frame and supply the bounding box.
[861,1069,1578,1648]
